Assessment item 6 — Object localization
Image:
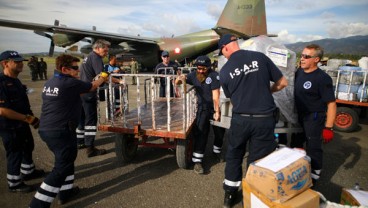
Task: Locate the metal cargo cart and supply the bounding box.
[323,68,368,132]
[97,71,197,169]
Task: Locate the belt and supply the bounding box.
[237,113,273,118]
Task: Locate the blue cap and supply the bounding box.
[161,51,169,57]
[0,50,28,61]
[194,55,211,67]
[218,34,238,55]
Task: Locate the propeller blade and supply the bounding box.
[49,41,55,57]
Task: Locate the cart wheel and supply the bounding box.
[176,133,193,169]
[115,133,138,163]
[334,107,359,132]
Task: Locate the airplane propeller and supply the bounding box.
[33,20,59,56]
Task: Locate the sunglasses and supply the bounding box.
[162,56,169,58]
[67,65,79,70]
[301,54,317,59]
[197,66,208,71]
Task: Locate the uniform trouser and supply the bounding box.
[39,69,47,80]
[159,83,174,97]
[81,93,98,147]
[223,114,276,193]
[76,107,85,145]
[31,69,38,81]
[192,108,225,163]
[30,129,77,208]
[295,112,325,180]
[131,69,137,84]
[0,125,36,188]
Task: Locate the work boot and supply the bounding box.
[86,146,107,158]
[58,186,80,205]
[9,182,33,193]
[193,163,204,174]
[223,191,236,208]
[77,143,86,149]
[22,169,45,181]
[213,152,224,163]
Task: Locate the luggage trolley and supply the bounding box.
[97,72,197,169]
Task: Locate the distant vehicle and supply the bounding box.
[0,0,271,70]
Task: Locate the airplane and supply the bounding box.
[0,0,269,70]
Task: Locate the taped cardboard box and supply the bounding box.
[245,147,312,202]
[340,188,368,206]
[242,179,319,208]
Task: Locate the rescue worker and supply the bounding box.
[29,54,110,207]
[130,57,139,85]
[78,39,110,157]
[39,57,48,80]
[28,56,38,81]
[175,55,225,174]
[294,44,336,184]
[218,34,288,208]
[154,51,180,97]
[79,39,120,157]
[0,50,45,193]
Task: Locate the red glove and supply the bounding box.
[322,127,334,143]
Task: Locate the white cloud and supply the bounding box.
[327,22,368,38]
[274,30,324,44]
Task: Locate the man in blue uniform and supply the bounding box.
[154,51,180,97]
[176,55,225,174]
[0,50,45,193]
[294,44,336,184]
[79,39,110,157]
[29,54,110,207]
[218,34,288,208]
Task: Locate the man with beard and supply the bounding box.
[0,50,45,193]
[175,55,225,174]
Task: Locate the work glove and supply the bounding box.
[24,114,40,129]
[322,127,334,143]
[100,71,110,81]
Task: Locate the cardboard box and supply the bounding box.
[245,147,312,202]
[243,179,319,208]
[340,188,368,206]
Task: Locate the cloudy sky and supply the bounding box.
[0,0,367,53]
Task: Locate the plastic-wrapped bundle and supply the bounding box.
[218,35,298,124]
[358,57,368,70]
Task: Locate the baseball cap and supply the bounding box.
[194,55,211,67]
[0,50,28,61]
[161,51,169,57]
[218,34,238,56]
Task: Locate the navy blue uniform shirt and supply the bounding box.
[186,69,220,107]
[39,73,92,130]
[80,51,104,83]
[0,73,32,129]
[219,50,283,114]
[294,68,335,114]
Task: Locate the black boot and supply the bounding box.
[223,191,236,208]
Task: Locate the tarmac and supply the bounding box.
[0,65,367,207]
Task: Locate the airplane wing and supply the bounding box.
[0,19,158,47]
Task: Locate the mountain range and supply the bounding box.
[285,35,368,55]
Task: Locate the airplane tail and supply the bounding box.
[213,0,268,38]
